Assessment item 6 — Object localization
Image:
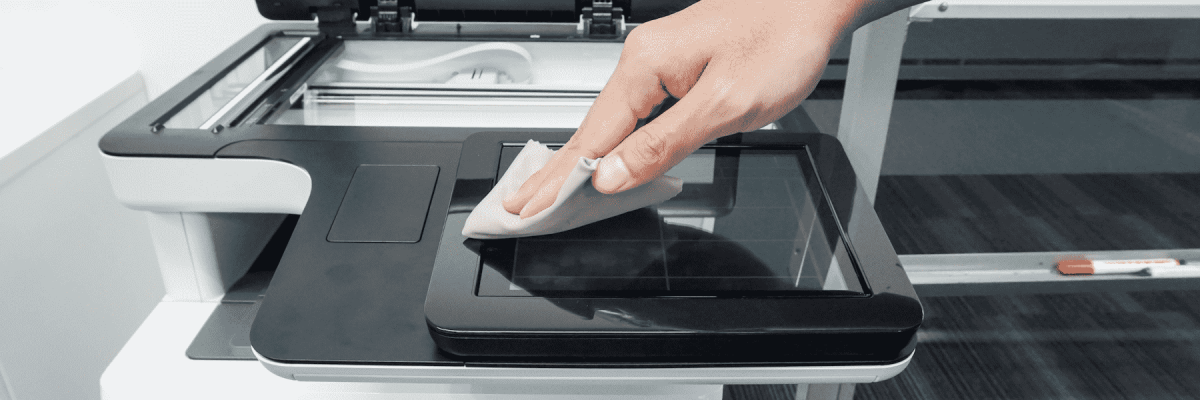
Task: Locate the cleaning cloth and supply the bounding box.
[462,140,684,239]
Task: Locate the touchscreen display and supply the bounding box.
[474,146,865,297]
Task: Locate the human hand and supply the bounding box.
[503,0,863,218]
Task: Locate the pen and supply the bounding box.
[1057,258,1200,277]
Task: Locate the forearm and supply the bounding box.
[793,0,928,51]
[847,0,928,30]
[505,0,930,213]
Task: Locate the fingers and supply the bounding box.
[500,20,722,217]
[513,163,570,219]
[593,64,766,194]
[499,0,835,203]
[500,71,664,218]
[501,27,683,217]
[501,149,571,214]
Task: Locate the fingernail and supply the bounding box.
[519,203,537,219]
[594,155,632,194]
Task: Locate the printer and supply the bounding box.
[100,1,922,398]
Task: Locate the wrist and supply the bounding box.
[760,0,865,55]
[809,0,872,45]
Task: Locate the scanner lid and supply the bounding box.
[255,0,685,29]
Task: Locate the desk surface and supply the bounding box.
[102,301,726,400]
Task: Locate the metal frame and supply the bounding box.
[901,250,1200,297]
[837,0,1200,293]
[199,37,313,131]
[253,348,915,385]
[910,0,1200,20]
[834,8,910,201]
[840,0,1200,201]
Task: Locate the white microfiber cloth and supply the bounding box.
[463,140,684,239]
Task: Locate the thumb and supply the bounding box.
[594,72,747,194]
[593,124,703,195]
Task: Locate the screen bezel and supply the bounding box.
[426,131,922,336]
[473,143,871,298]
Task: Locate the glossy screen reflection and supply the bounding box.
[475,147,865,297]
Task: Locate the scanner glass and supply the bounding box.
[271,40,617,128]
[269,40,781,130]
[163,36,306,128]
[475,146,865,297]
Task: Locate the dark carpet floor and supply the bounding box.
[726,173,1200,400]
[855,289,1200,400]
[875,174,1200,254]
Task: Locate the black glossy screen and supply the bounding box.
[475,146,865,297]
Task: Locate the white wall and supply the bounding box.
[0,92,160,400]
[0,2,270,399]
[7,0,270,100]
[98,0,272,99]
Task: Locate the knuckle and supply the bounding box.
[560,142,603,160]
[660,73,695,99]
[623,23,658,51]
[716,93,766,131]
[629,127,674,175]
[622,24,674,66]
[628,91,664,118]
[560,141,584,155]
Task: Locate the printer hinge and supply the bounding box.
[316,7,357,35]
[372,0,413,34]
[582,0,625,36]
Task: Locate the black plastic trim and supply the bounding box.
[424,131,923,362]
[255,0,690,23]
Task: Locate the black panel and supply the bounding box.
[215,131,918,368]
[425,131,922,362]
[255,0,690,23]
[328,165,439,243]
[415,0,570,11]
[257,0,374,21]
[227,140,464,366]
[498,144,738,217]
[475,148,867,298]
[629,0,700,22]
[415,9,579,22]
